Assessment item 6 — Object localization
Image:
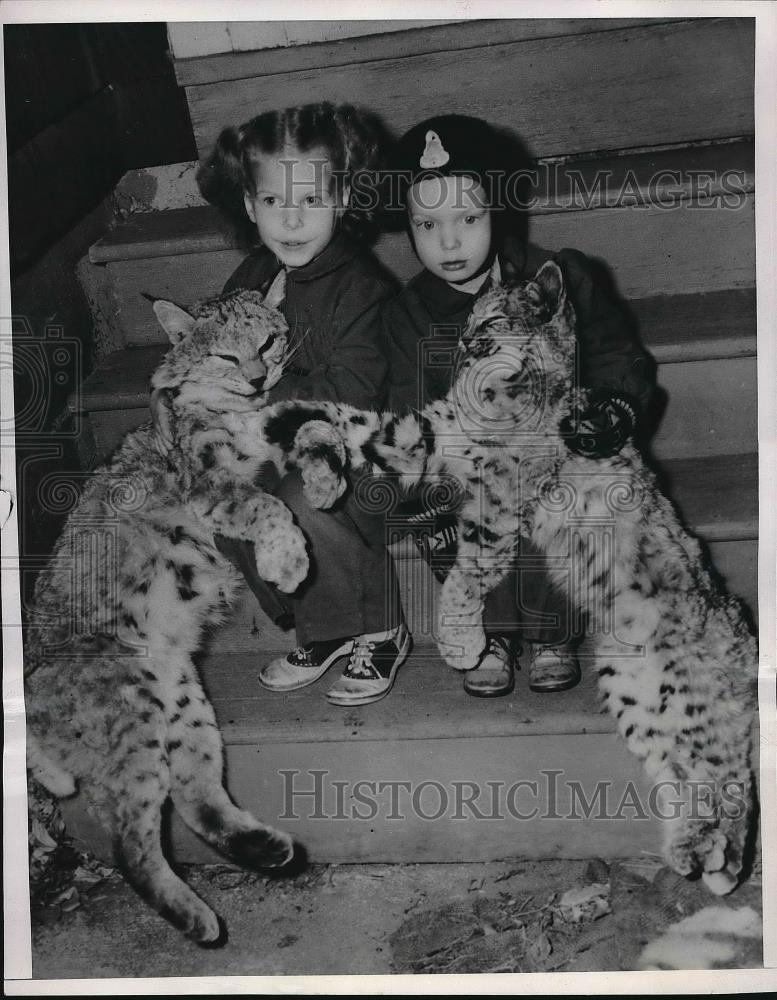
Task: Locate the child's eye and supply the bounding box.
[464,214,482,225]
[213,353,240,365]
[261,196,277,207]
[304,195,323,207]
[415,220,434,231]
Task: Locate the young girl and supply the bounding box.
[153,102,410,706]
[380,114,656,698]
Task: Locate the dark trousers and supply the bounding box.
[417,511,579,647]
[217,470,404,646]
[482,539,577,646]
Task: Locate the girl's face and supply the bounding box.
[407,175,492,285]
[244,146,348,268]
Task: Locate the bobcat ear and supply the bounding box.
[263,269,286,311]
[534,261,565,314]
[152,300,196,344]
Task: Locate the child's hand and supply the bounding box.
[150,387,176,456]
[560,391,637,459]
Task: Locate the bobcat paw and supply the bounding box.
[228,826,295,869]
[666,823,727,880]
[293,421,347,509]
[301,461,346,509]
[438,624,486,671]
[254,524,309,593]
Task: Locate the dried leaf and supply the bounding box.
[557,882,611,923]
[525,927,553,966]
[30,819,58,851]
[73,867,104,886]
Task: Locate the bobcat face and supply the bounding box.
[453,261,577,436]
[151,286,289,411]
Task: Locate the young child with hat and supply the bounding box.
[381,114,655,698]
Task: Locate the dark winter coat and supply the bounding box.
[223,232,396,408]
[382,239,655,419]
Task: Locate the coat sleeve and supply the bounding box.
[267,275,392,410]
[557,248,656,418]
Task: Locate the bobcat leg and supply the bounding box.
[107,786,224,945]
[27,733,76,797]
[197,488,308,593]
[438,538,514,670]
[168,668,293,868]
[92,704,224,945]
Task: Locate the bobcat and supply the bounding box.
[262,261,759,896]
[24,276,309,945]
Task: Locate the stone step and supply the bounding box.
[61,645,665,865]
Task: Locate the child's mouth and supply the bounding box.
[279,240,309,249]
[441,260,467,271]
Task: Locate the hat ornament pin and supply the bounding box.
[420,130,450,169]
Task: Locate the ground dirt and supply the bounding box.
[22,781,764,980]
[27,856,763,980]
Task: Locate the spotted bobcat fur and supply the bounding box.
[25,277,309,945]
[264,261,759,895]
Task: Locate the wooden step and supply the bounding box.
[70,283,757,466]
[86,140,755,347]
[89,141,754,264]
[183,18,753,160]
[60,645,665,864]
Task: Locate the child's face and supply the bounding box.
[244,146,347,268]
[407,176,492,285]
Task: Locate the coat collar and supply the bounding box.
[284,231,358,285]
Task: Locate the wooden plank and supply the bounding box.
[70,345,168,411]
[531,195,755,299]
[708,538,758,622]
[173,18,673,87]
[659,452,757,541]
[103,195,754,348]
[106,249,246,346]
[72,285,756,421]
[533,139,754,217]
[90,206,230,263]
[89,139,754,263]
[203,648,610,746]
[60,730,664,864]
[633,289,756,364]
[650,356,757,460]
[186,19,754,160]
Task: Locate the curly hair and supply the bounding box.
[197,102,387,247]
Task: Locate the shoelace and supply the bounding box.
[485,635,513,662]
[289,646,314,667]
[344,639,378,680]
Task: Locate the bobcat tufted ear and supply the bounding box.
[534,260,565,314]
[152,300,196,345]
[263,269,287,311]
